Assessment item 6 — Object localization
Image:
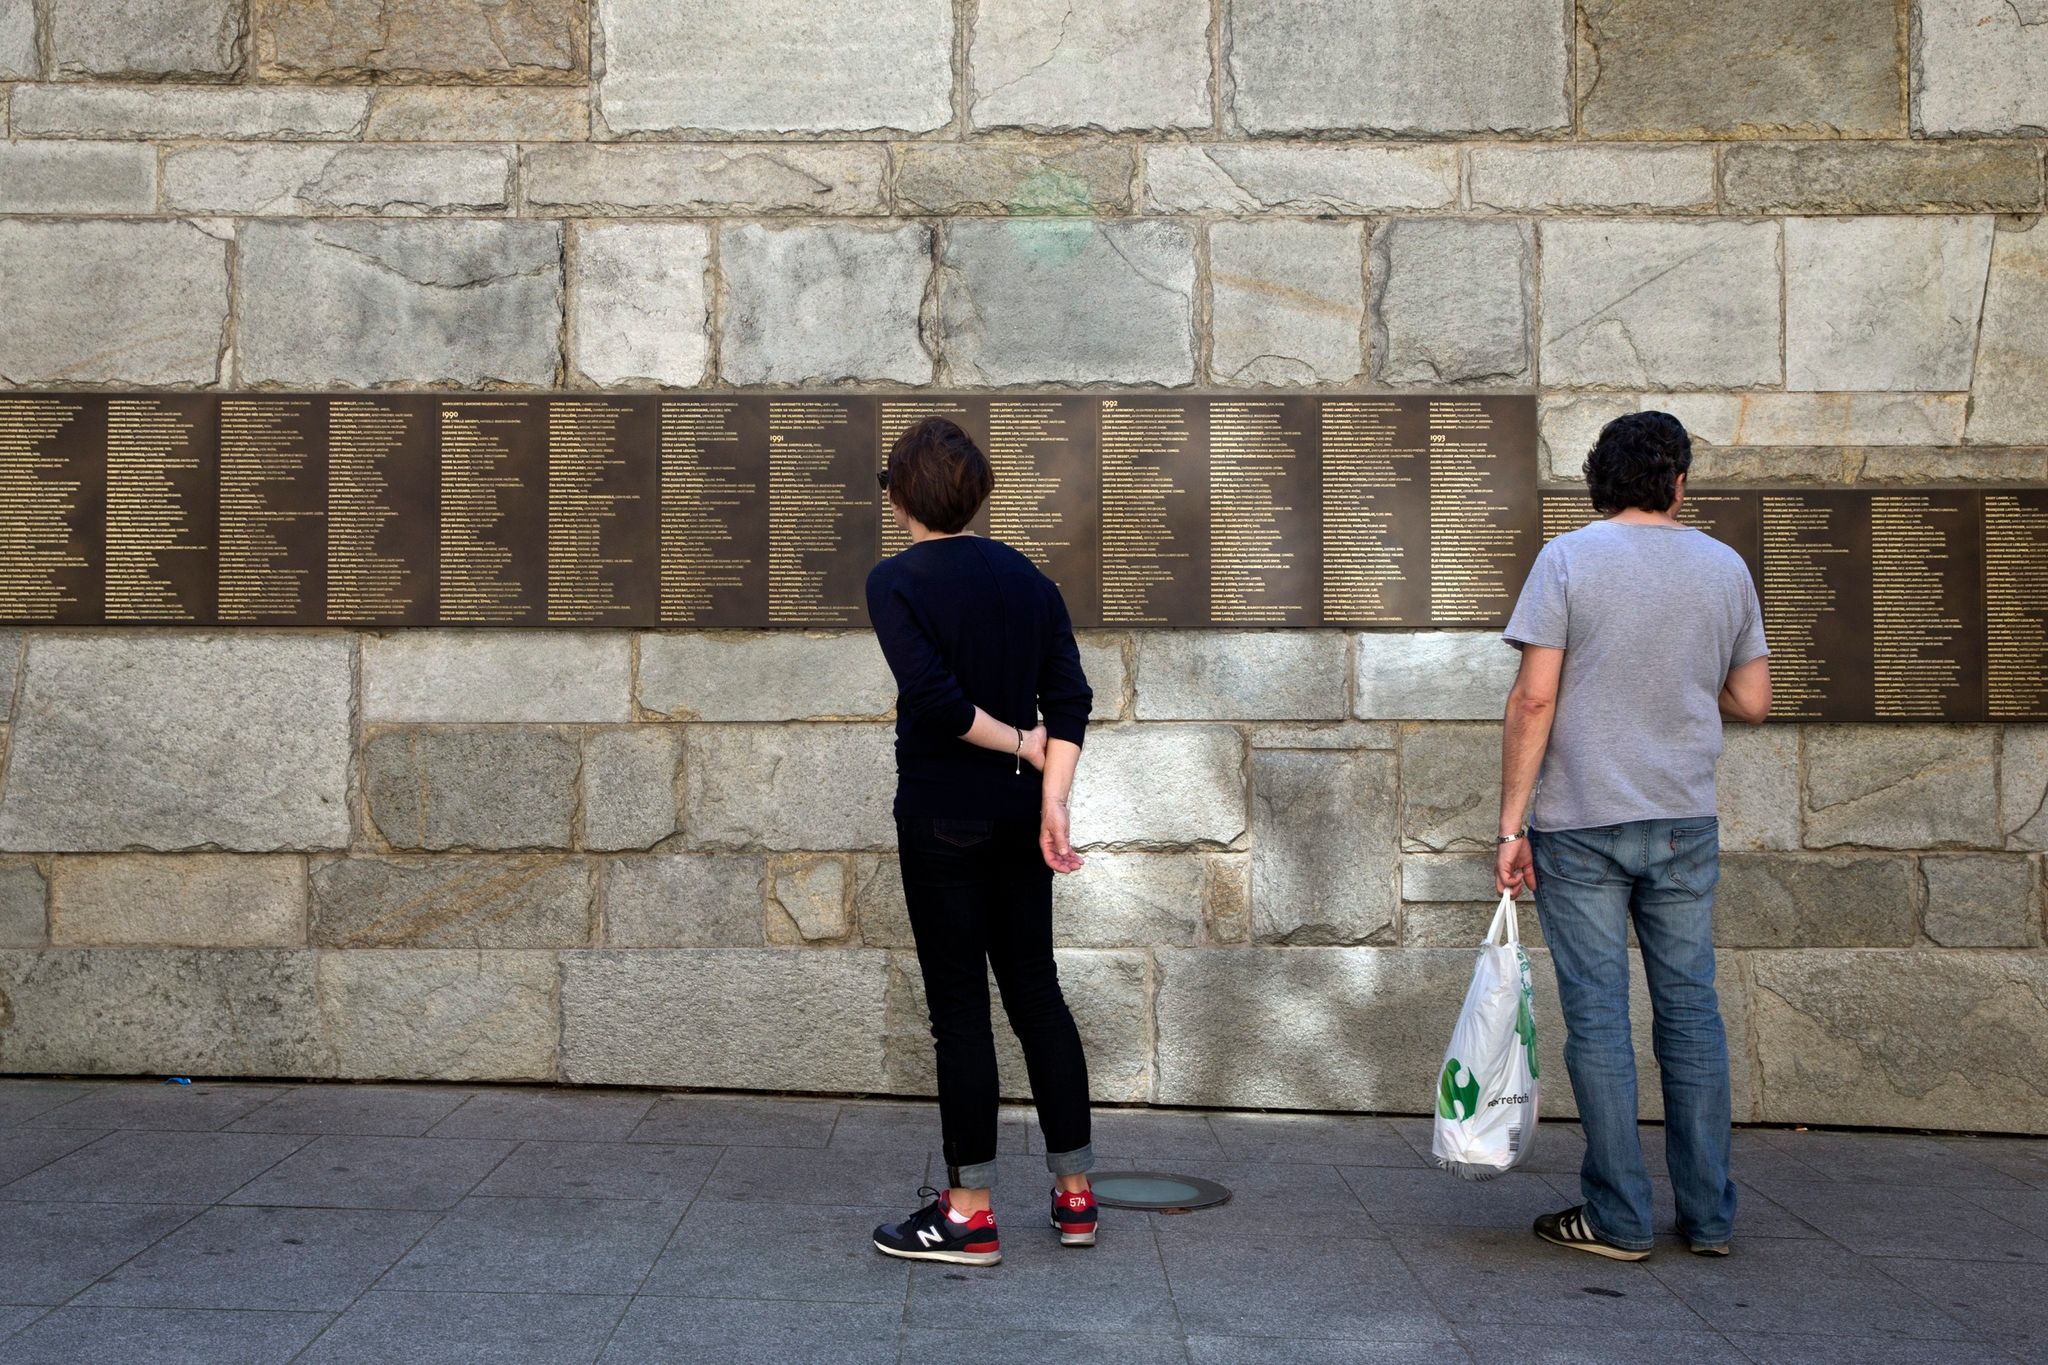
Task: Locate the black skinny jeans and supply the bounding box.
[896,813,1093,1188]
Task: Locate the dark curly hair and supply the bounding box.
[883,416,992,534]
[1583,410,1692,514]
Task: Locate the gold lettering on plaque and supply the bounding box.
[1321,400,1414,623]
[219,398,320,622]
[1427,400,1519,624]
[1209,400,1303,624]
[327,400,421,622]
[986,400,1074,570]
[0,398,86,621]
[105,398,204,622]
[659,400,754,623]
[767,401,862,625]
[439,400,528,623]
[547,401,639,624]
[1985,492,2048,720]
[1868,496,1964,719]
[1099,400,1192,625]
[1760,496,1846,720]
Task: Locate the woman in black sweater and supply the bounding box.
[866,417,1096,1268]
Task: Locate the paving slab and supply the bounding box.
[379,1195,687,1295]
[1447,1331,1750,1364]
[1,1130,308,1204]
[295,1291,630,1365]
[598,1296,904,1364]
[0,1083,90,1126]
[425,1089,655,1142]
[625,1095,840,1148]
[0,1202,203,1304]
[0,1129,106,1186]
[77,1205,438,1312]
[828,1101,1028,1155]
[1386,1225,1706,1332]
[699,1145,930,1207]
[1344,1166,1564,1230]
[0,1306,331,1364]
[1644,1236,1987,1340]
[1187,1343,1458,1365]
[23,1084,284,1132]
[1757,1131,2026,1189]
[227,1086,473,1137]
[1764,1179,2047,1262]
[640,1201,908,1302]
[1717,1335,2022,1364]
[906,1222,1180,1333]
[472,1140,718,1202]
[905,1331,1190,1363]
[223,1135,515,1211]
[1139,1161,1379,1241]
[1206,1113,1426,1168]
[1162,1234,1451,1342]
[1025,1108,1225,1160]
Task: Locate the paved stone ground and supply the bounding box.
[0,1079,2042,1363]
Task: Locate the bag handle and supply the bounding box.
[1483,890,1521,947]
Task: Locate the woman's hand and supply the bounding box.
[1020,724,1049,772]
[1039,797,1084,874]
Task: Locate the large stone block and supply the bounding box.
[362,631,632,723]
[1578,0,1901,136]
[1075,633,1129,720]
[560,948,890,1090]
[310,855,594,948]
[0,636,352,853]
[1966,220,2048,445]
[1715,724,1799,851]
[595,0,952,135]
[1785,217,1994,392]
[1372,219,1531,386]
[366,88,589,141]
[581,728,681,852]
[766,856,848,944]
[1050,852,1205,948]
[683,725,895,850]
[254,0,584,82]
[1249,721,1398,751]
[893,144,1133,216]
[1713,853,1917,948]
[1142,144,1457,215]
[1539,221,1780,389]
[938,220,1195,386]
[1803,726,2000,850]
[1922,855,2041,948]
[0,0,36,78]
[721,222,932,385]
[2004,727,2048,850]
[1538,395,1628,482]
[1399,854,1497,904]
[1251,750,1397,945]
[0,220,228,386]
[1467,146,1715,212]
[1915,0,2048,134]
[10,85,370,139]
[0,630,19,719]
[1723,143,2044,215]
[52,855,305,948]
[1067,725,1246,849]
[1644,391,1968,448]
[1226,0,1569,135]
[319,949,557,1081]
[1134,632,1347,721]
[0,142,156,215]
[569,222,710,389]
[1210,220,1363,385]
[604,854,765,948]
[850,854,911,948]
[524,145,888,216]
[637,633,894,721]
[1751,951,2048,1130]
[51,0,242,78]
[162,144,512,216]
[970,0,1209,131]
[1354,633,1517,722]
[0,949,328,1077]
[1399,723,1499,853]
[363,729,580,852]
[0,861,47,947]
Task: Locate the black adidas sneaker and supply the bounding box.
[1533,1205,1651,1261]
[872,1188,1001,1266]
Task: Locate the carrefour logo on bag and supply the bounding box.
[1437,1058,1480,1121]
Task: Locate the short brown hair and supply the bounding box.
[883,417,991,534]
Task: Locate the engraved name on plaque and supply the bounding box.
[0,395,100,624]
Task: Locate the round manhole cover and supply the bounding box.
[1088,1171,1232,1212]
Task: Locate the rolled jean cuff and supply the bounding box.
[948,1157,1000,1189]
[1045,1143,1095,1177]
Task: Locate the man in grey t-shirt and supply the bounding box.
[1496,411,1770,1262]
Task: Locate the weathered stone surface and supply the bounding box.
[683,725,895,850]
[596,0,952,135]
[0,861,47,947]
[10,85,370,139]
[52,855,304,948]
[1251,750,1397,945]
[766,857,848,944]
[0,948,327,1076]
[561,948,889,1090]
[1373,219,1531,386]
[1966,220,2048,446]
[1075,634,1129,720]
[363,729,580,852]
[1050,853,1204,948]
[1142,144,1457,214]
[603,854,764,948]
[0,630,19,720]
[51,0,242,78]
[637,633,894,721]
[1399,724,1498,853]
[366,87,589,141]
[1134,632,1347,721]
[362,632,631,723]
[970,0,1210,131]
[0,0,36,78]
[1785,217,1994,393]
[1399,854,1496,904]
[1854,447,2048,484]
[1579,0,1901,137]
[1804,727,2000,851]
[0,220,228,386]
[320,949,556,1081]
[1723,143,2043,215]
[1249,721,1398,751]
[851,854,910,948]
[939,220,1195,386]
[1539,394,1628,482]
[570,222,710,388]
[1226,0,1569,135]
[525,145,888,216]
[1922,855,2040,948]
[1646,392,1968,448]
[721,223,931,385]
[1067,725,1246,848]
[2004,728,2048,851]
[1467,145,1715,211]
[1716,724,1799,850]
[1404,901,1546,949]
[0,637,351,853]
[1354,633,1518,722]
[1210,220,1363,385]
[893,144,1133,216]
[310,855,592,948]
[1752,951,2048,1130]
[581,728,681,852]
[238,220,560,388]
[0,142,156,215]
[163,144,512,215]
[1539,221,1780,388]
[1714,853,1917,947]
[1915,0,2048,134]
[254,0,585,82]
[1203,853,1251,944]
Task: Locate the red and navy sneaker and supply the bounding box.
[872,1188,1001,1266]
[1050,1186,1097,1247]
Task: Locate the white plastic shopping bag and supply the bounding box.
[1431,891,1540,1181]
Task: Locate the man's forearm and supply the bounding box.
[1041,739,1080,805]
[1499,696,1554,835]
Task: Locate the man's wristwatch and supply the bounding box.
[1496,830,1526,846]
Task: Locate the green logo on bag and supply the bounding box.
[1516,988,1540,1079]
[1437,1058,1480,1121]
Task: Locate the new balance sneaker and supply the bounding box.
[1533,1205,1651,1262]
[1050,1187,1097,1247]
[872,1188,1001,1266]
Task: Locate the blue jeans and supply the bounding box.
[1531,817,1736,1250]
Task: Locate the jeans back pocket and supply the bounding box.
[1663,819,1720,899]
[931,817,994,848]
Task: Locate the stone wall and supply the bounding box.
[0,0,2044,1133]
